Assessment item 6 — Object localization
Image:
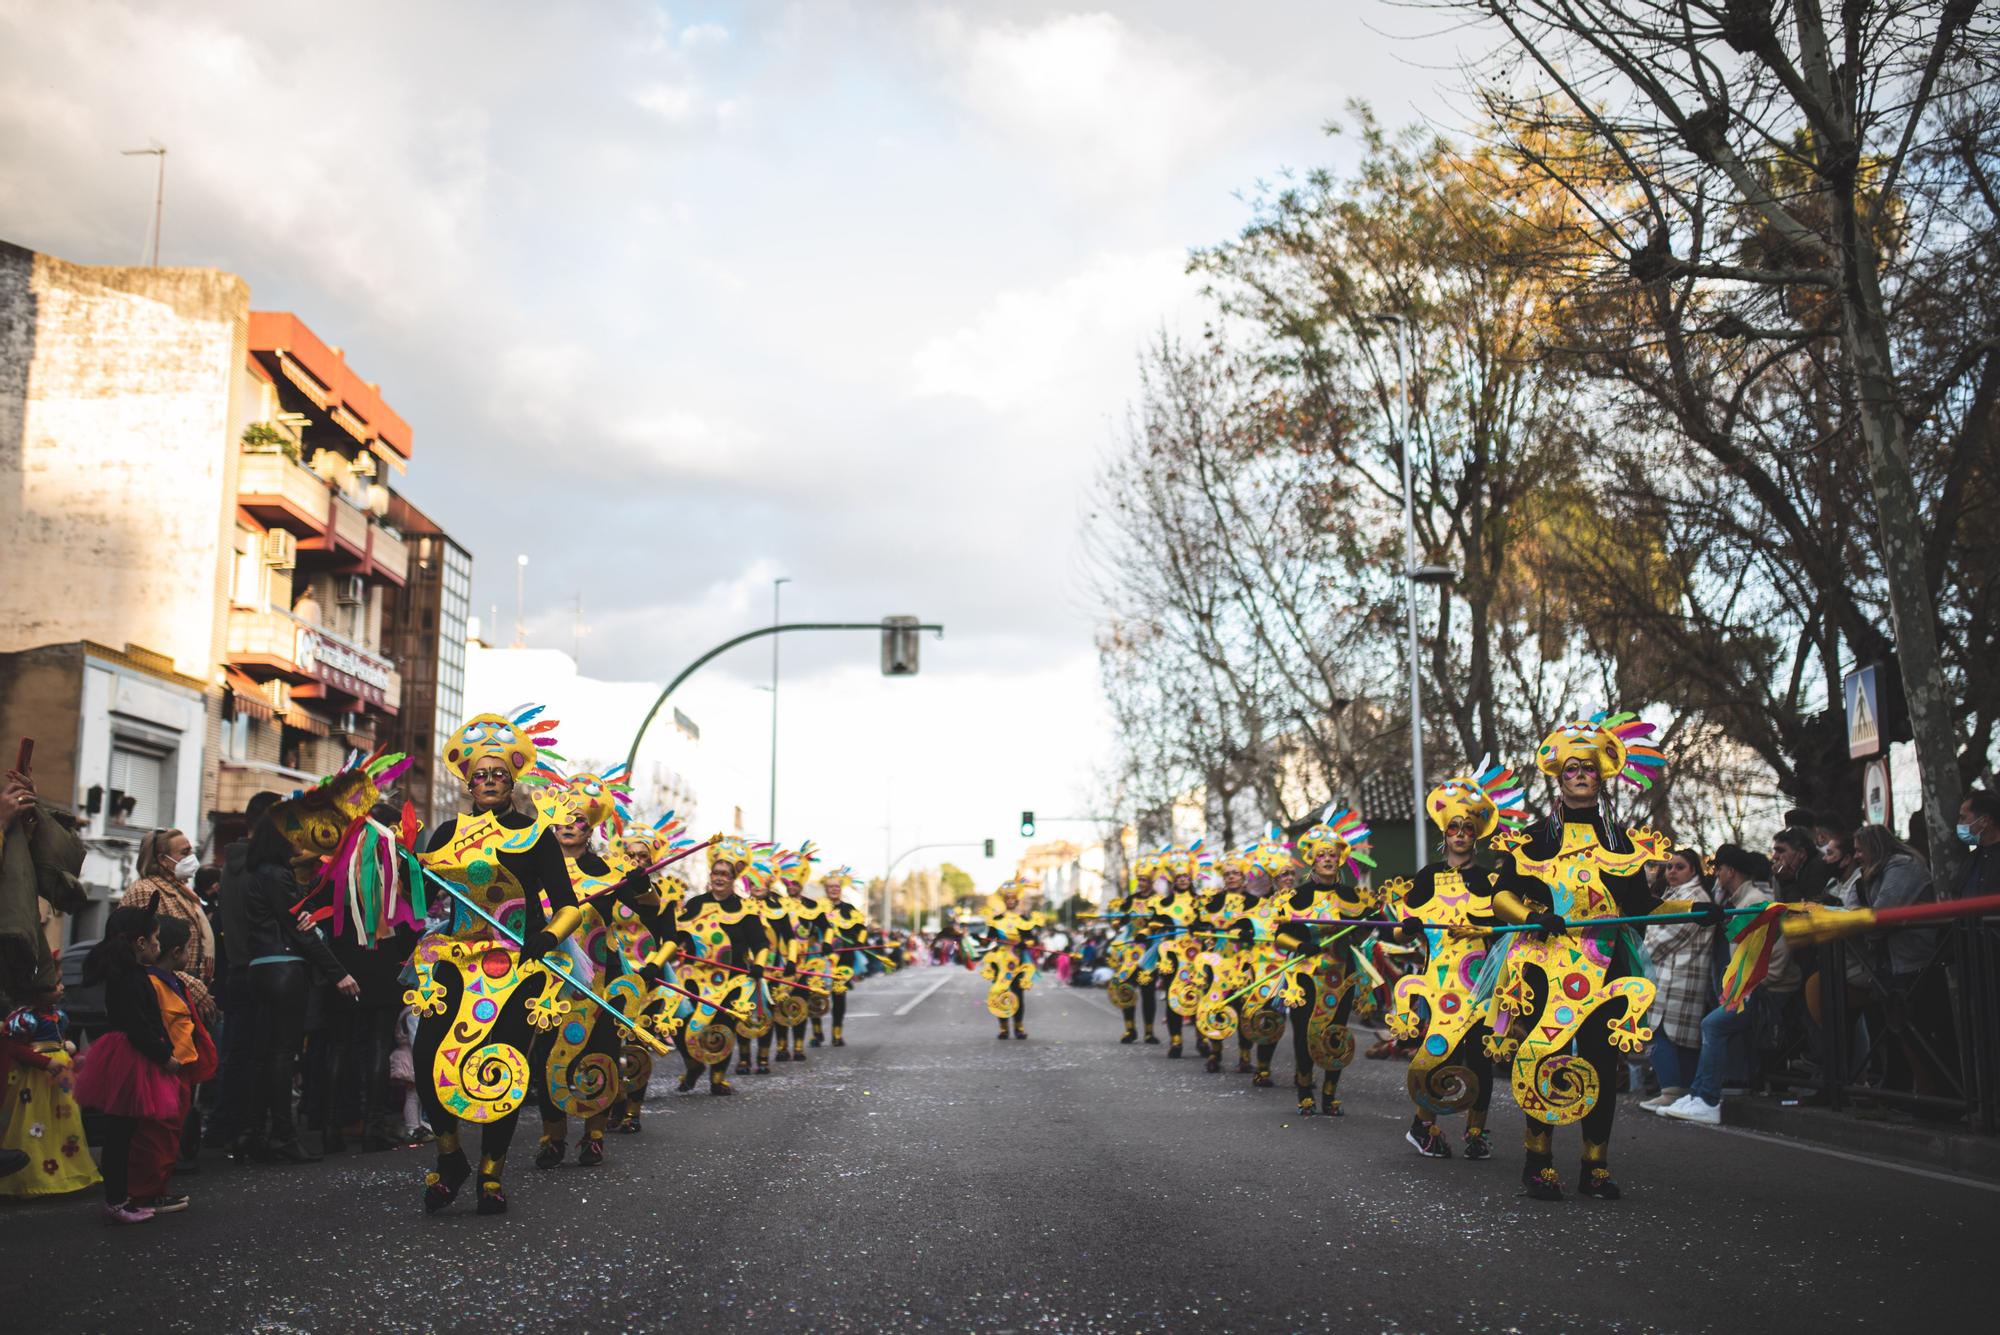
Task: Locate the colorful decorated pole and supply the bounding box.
[1780,893,2000,943]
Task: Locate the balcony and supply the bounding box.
[227,609,401,714]
[226,606,306,677]
[237,449,331,536]
[370,524,409,583]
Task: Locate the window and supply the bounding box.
[109,737,174,829]
[230,528,264,608]
[221,712,250,761]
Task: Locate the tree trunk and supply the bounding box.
[1841,223,1966,882]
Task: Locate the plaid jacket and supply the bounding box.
[1644,885,1719,1046]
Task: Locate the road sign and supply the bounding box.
[1862,756,1892,826]
[1845,664,1882,759]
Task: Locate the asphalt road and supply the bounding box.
[3,966,1990,1333]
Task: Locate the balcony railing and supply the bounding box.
[238,449,331,535]
[371,525,409,583]
[226,606,304,673]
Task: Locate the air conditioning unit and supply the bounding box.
[337,711,364,736]
[262,528,297,570]
[336,574,366,606]
[263,679,291,713]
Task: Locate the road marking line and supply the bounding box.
[893,971,956,1016]
[1705,1124,2000,1193]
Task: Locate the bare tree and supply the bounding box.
[1441,0,1998,871]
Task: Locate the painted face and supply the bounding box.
[553,815,592,855]
[1173,873,1192,892]
[468,763,513,811]
[1222,868,1245,890]
[1001,891,1020,912]
[1558,758,1600,805]
[1311,850,1342,879]
[1442,817,1477,857]
[709,860,740,894]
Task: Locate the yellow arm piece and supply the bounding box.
[1490,889,1534,925]
[545,904,584,944]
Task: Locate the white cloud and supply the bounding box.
[679,21,729,50]
[908,247,1198,412]
[927,10,1246,196]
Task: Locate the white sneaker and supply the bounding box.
[1660,1094,1722,1125]
[1641,1087,1687,1110]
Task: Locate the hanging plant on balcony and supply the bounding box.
[242,421,300,461]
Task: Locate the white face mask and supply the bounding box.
[173,853,200,882]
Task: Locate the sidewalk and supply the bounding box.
[1717,1091,2000,1183]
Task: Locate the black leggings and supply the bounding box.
[250,960,310,1144]
[100,1114,136,1203]
[1121,978,1158,1027]
[833,992,847,1027]
[1289,975,1355,1085]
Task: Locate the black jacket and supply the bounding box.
[104,965,172,1066]
[219,843,345,982]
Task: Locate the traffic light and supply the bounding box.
[881,615,921,676]
[983,838,995,858]
[1019,811,1036,838]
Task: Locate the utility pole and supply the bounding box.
[121,145,166,267]
[1372,312,1450,871]
[768,575,790,843]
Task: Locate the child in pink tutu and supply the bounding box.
[73,906,184,1225]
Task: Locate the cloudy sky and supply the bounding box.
[1,1,1474,887]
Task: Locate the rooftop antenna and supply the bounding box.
[120,143,166,266]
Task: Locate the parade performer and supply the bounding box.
[1225,840,1294,1088]
[977,878,1040,1039]
[815,867,870,1047]
[1379,763,1526,1160]
[402,707,585,1215]
[1478,711,1684,1201]
[1147,847,1207,1059]
[602,814,691,1133]
[741,849,801,1073]
[1272,809,1379,1117]
[774,844,823,1062]
[1197,848,1257,1074]
[674,838,776,1096]
[1104,854,1161,1045]
[530,770,673,1171]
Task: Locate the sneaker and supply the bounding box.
[1120,1030,1138,1045]
[1641,1087,1688,1111]
[577,1138,605,1168]
[1660,1094,1722,1126]
[104,1200,155,1225]
[1462,1129,1492,1160]
[1405,1121,1453,1159]
[144,1193,192,1214]
[1142,1032,1160,1045]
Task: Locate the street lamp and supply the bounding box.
[1370,313,1455,868]
[513,554,529,648]
[769,576,791,842]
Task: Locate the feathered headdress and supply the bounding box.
[1295,806,1374,880]
[1534,710,1665,790]
[1425,755,1529,838]
[444,704,563,784]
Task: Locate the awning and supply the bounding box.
[225,669,275,722]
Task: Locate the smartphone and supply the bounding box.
[12,738,30,776]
